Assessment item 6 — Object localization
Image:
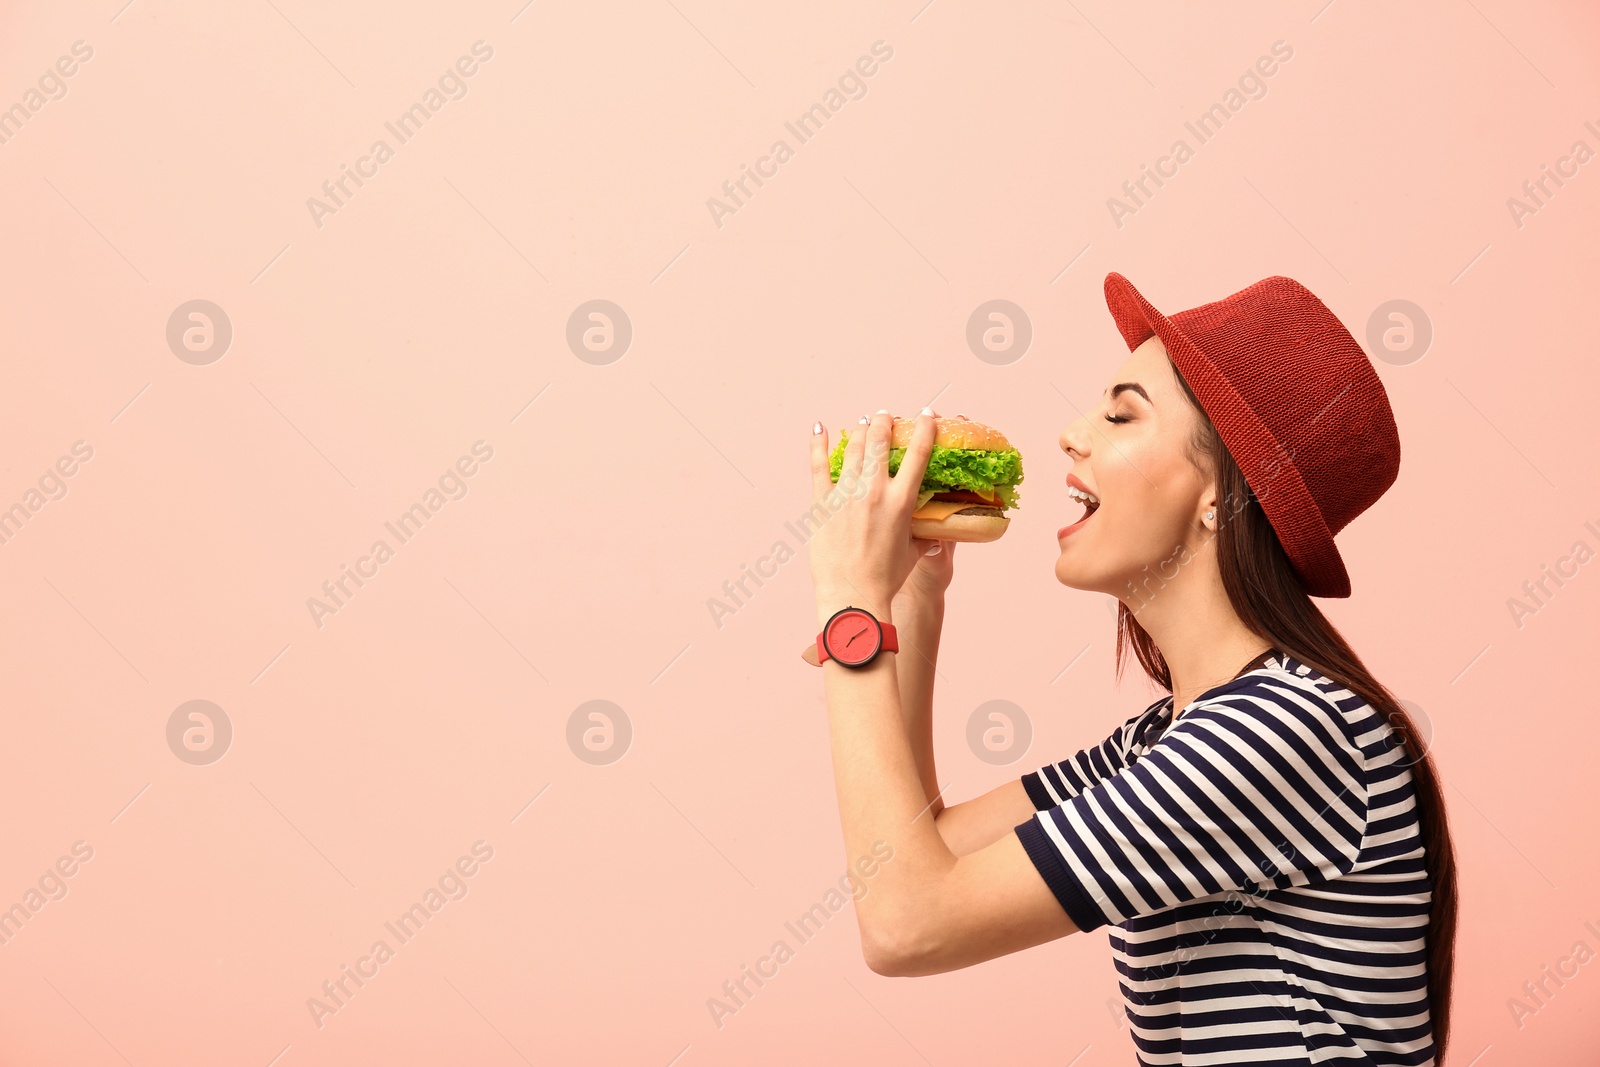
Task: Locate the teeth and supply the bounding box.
[1067,486,1100,506]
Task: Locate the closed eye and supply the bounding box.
[1104,414,1130,424]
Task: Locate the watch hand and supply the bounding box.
[844,626,868,648]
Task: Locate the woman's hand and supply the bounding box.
[808,408,939,621]
[899,538,956,604]
[896,406,957,607]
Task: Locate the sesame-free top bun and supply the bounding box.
[889,415,1012,452]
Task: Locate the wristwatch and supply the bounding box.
[812,605,898,668]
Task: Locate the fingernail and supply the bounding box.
[858,415,870,424]
[876,408,888,414]
[920,405,933,416]
[812,421,822,435]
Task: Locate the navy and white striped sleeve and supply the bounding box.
[1014,680,1369,932]
[1018,706,1155,810]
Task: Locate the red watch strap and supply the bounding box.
[879,621,898,653]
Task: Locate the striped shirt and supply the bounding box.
[1014,651,1435,1066]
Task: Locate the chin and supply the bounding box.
[1055,540,1134,597]
[1054,552,1100,592]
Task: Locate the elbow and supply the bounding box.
[863,941,901,977]
[861,920,933,978]
[858,860,961,977]
[862,935,910,977]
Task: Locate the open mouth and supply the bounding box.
[1059,490,1100,538]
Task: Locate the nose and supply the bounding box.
[1060,409,1092,459]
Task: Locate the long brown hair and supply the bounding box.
[1112,357,1458,1062]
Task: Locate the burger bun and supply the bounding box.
[912,505,1009,543]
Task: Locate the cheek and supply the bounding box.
[1107,438,1184,521]
[1120,483,1196,543]
[1100,460,1193,552]
[1102,494,1182,558]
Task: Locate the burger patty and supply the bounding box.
[930,488,1001,505]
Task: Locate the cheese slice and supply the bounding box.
[914,499,994,521]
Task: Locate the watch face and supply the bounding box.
[823,608,880,667]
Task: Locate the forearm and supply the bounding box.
[817,591,957,962]
[891,592,945,820]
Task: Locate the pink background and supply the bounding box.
[1,0,1596,1063]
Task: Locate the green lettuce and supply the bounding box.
[828,433,1023,510]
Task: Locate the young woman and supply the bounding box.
[805,272,1457,1066]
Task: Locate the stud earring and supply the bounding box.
[1205,511,1215,521]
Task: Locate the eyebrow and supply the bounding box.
[1104,382,1151,404]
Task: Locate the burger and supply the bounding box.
[828,415,1023,543]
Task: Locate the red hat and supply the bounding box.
[1102,272,1400,599]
